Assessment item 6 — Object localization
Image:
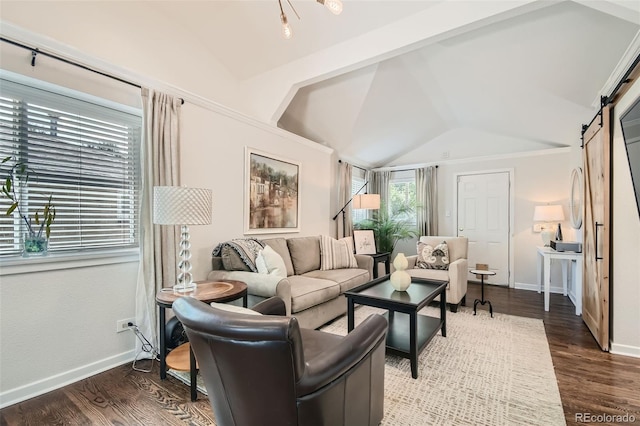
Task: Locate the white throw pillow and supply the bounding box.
[256,245,287,278]
[256,249,269,274]
[320,235,358,270]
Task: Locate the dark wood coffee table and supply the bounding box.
[156,279,247,400]
[345,276,447,379]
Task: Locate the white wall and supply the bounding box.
[0,261,139,407]
[611,78,640,357]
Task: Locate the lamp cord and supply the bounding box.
[130,324,158,373]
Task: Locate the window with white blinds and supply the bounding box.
[0,75,142,256]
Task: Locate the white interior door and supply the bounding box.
[457,172,510,285]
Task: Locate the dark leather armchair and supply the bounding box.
[172,296,388,426]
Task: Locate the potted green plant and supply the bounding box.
[1,156,56,255]
[355,201,418,254]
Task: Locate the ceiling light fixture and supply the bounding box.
[280,12,293,39]
[278,0,343,40]
[318,0,343,15]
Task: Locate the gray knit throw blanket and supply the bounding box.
[211,238,265,272]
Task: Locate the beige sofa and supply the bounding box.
[207,236,373,329]
[405,236,469,312]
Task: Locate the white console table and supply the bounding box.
[536,246,583,315]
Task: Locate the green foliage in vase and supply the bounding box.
[355,201,418,254]
[1,156,56,239]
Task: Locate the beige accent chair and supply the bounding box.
[405,236,469,312]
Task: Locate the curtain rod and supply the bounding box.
[1,36,184,104]
[384,165,439,173]
[370,165,439,173]
[337,159,366,172]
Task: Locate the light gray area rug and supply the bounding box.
[169,306,565,426]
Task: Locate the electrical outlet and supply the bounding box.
[533,223,543,233]
[116,318,135,333]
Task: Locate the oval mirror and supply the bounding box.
[569,167,583,229]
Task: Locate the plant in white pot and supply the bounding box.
[1,156,56,255]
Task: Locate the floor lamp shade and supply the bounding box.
[153,186,212,292]
[352,193,381,210]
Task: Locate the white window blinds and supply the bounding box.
[0,75,142,256]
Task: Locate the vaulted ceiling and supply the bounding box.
[276,1,640,168]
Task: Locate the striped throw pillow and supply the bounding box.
[320,235,358,270]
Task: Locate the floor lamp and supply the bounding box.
[153,186,212,293]
[332,181,380,237]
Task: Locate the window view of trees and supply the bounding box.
[350,173,418,254]
[389,180,416,224]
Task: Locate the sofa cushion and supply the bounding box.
[407,268,449,283]
[303,268,370,293]
[262,237,295,276]
[417,241,450,270]
[287,236,321,275]
[255,245,287,278]
[287,275,340,313]
[319,235,358,270]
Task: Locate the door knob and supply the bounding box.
[459,228,463,231]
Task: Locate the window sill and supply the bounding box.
[0,248,140,276]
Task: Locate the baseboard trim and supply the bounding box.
[610,342,640,358]
[514,282,564,293]
[0,350,135,409]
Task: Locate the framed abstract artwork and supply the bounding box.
[353,229,376,254]
[244,147,301,234]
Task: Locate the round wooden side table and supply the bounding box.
[469,270,496,318]
[156,279,247,401]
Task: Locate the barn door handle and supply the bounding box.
[595,222,604,261]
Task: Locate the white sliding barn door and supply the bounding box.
[457,172,510,285]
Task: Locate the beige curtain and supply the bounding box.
[134,88,182,358]
[336,161,353,238]
[370,170,390,210]
[416,166,438,236]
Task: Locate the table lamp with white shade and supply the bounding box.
[153,186,212,293]
[533,204,564,247]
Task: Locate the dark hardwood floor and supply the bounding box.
[2,283,639,425]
